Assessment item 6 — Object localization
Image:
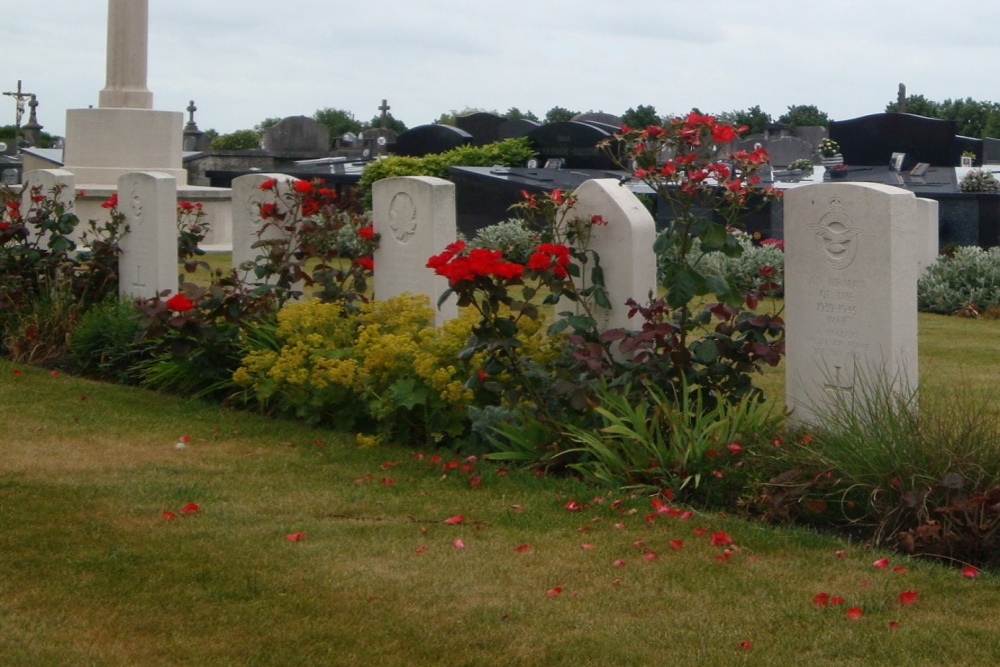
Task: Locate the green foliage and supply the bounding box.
[468,219,540,265]
[433,107,500,126]
[504,107,539,122]
[365,112,407,134]
[557,380,780,496]
[69,297,149,383]
[544,106,578,123]
[209,129,261,150]
[234,295,486,446]
[918,246,1000,314]
[0,184,126,361]
[313,107,363,139]
[718,105,772,134]
[0,124,60,148]
[777,104,830,128]
[356,137,536,208]
[620,105,660,129]
[759,370,1000,565]
[886,93,1000,139]
[253,117,282,133]
[658,230,785,297]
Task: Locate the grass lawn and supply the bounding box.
[2,333,999,664]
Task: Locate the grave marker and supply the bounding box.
[117,171,177,299]
[231,173,298,289]
[372,176,458,325]
[784,182,920,425]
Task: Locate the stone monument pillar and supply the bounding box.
[62,0,186,185]
[99,0,153,109]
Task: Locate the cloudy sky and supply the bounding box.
[9,1,1000,137]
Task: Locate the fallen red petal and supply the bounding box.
[898,590,919,605]
[453,539,465,549]
[812,592,830,608]
[514,544,531,553]
[546,586,562,597]
[612,559,626,568]
[580,543,596,550]
[846,607,864,620]
[285,532,306,542]
[739,640,752,651]
[873,557,889,568]
[888,621,901,630]
[415,545,426,554]
[161,511,176,521]
[443,514,464,525]
[962,565,979,579]
[179,502,200,514]
[669,540,684,550]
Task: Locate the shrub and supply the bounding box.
[234,294,554,446]
[657,230,785,297]
[468,219,539,265]
[69,297,149,383]
[356,137,536,208]
[918,246,1000,314]
[756,370,1000,566]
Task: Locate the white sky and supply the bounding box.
[9,1,1000,137]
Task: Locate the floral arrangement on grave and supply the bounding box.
[817,138,840,158]
[959,168,1000,192]
[423,112,784,449]
[828,163,850,179]
[787,158,814,174]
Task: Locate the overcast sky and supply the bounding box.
[9,1,1000,137]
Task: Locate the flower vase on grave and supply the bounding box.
[820,154,844,167]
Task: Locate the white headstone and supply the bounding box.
[21,170,76,243]
[784,183,919,426]
[231,173,299,289]
[117,171,178,299]
[914,197,939,278]
[571,179,657,331]
[373,176,458,324]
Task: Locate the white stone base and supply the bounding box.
[63,107,186,186]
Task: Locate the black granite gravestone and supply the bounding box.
[455,112,505,146]
[526,121,619,170]
[392,124,473,157]
[498,118,541,140]
[830,113,956,166]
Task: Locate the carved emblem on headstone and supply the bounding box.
[811,196,861,270]
[388,192,417,243]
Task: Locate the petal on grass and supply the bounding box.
[812,592,830,608]
[453,539,465,549]
[546,586,562,597]
[443,514,464,525]
[162,511,176,521]
[514,544,531,553]
[873,557,889,568]
[962,565,979,578]
[898,590,919,606]
[179,502,200,514]
[285,532,306,542]
[846,607,864,620]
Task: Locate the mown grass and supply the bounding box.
[2,357,999,665]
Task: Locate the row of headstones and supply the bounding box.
[20,169,936,427]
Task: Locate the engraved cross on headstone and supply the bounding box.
[823,364,854,399]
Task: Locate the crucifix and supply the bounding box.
[378,99,390,129]
[3,80,34,147]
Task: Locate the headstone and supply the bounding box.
[984,137,1000,164]
[764,136,815,167]
[498,118,540,140]
[526,121,618,170]
[372,176,458,325]
[231,173,299,288]
[793,126,828,149]
[572,112,623,127]
[360,127,397,158]
[455,112,505,147]
[830,113,956,166]
[262,116,329,153]
[914,197,940,277]
[784,183,919,426]
[393,124,473,157]
[570,179,657,332]
[117,171,178,299]
[21,169,76,243]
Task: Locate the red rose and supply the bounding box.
[101,193,118,209]
[356,257,374,271]
[357,226,375,240]
[259,178,277,190]
[165,293,195,312]
[293,179,314,194]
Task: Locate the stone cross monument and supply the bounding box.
[62,0,186,185]
[99,0,153,109]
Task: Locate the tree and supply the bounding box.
[621,105,661,129]
[885,94,942,117]
[717,105,772,135]
[313,108,363,138]
[433,107,500,126]
[544,106,578,123]
[504,107,539,122]
[209,129,261,150]
[364,113,407,134]
[253,117,282,134]
[0,124,60,148]
[777,104,830,129]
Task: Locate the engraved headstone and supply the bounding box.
[784,183,919,426]
[262,116,329,153]
[117,171,178,299]
[570,179,657,332]
[21,169,76,243]
[372,176,458,324]
[231,173,300,290]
